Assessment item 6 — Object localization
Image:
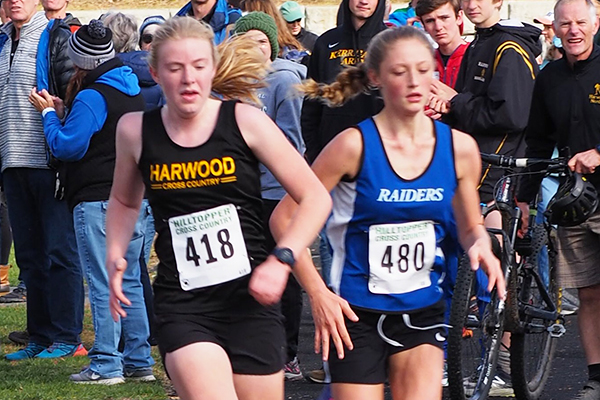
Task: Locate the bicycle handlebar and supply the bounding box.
[480,153,567,171]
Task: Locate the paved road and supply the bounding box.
[285,296,586,400]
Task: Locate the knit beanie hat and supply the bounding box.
[68,19,115,70]
[139,15,165,36]
[233,12,279,61]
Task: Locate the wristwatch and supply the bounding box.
[271,247,295,268]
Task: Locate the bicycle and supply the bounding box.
[447,153,569,400]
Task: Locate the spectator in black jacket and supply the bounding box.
[301,0,386,164]
[516,1,600,398]
[428,0,541,205]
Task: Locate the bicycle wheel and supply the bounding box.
[510,222,560,400]
[447,253,505,400]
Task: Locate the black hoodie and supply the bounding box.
[442,20,542,202]
[301,0,386,163]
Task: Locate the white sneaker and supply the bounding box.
[488,371,515,397]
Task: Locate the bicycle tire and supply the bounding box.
[510,223,559,400]
[447,253,505,400]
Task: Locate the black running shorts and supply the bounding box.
[156,297,285,376]
[328,300,447,384]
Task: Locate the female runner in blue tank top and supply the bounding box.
[271,27,506,400]
[104,17,334,400]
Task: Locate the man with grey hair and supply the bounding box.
[0,0,84,360]
[517,0,600,398]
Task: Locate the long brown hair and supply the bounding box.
[65,68,90,107]
[241,0,304,54]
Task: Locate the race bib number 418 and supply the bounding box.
[169,204,251,291]
[368,221,436,294]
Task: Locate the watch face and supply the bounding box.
[273,247,295,267]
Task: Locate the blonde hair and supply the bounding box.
[149,17,267,104]
[241,0,304,54]
[303,27,434,107]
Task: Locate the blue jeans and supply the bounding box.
[319,228,333,288]
[74,200,154,377]
[2,168,83,346]
[536,176,559,288]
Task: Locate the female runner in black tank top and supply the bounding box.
[104,17,336,400]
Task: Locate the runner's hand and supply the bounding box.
[568,149,600,174]
[467,237,506,300]
[309,289,358,361]
[108,257,131,321]
[249,256,291,305]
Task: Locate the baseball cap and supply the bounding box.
[280,1,304,22]
[533,11,554,26]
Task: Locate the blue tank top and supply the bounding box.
[327,118,458,313]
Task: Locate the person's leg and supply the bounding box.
[73,201,123,377]
[233,372,284,400]
[121,201,154,374]
[281,275,303,363]
[165,342,238,400]
[331,383,384,400]
[3,168,52,349]
[35,169,83,346]
[577,283,600,366]
[0,190,13,265]
[138,201,157,346]
[388,344,444,400]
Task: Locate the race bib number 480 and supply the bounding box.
[169,204,251,291]
[368,221,436,294]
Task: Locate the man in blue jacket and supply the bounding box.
[176,0,241,44]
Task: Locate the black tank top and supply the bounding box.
[139,101,267,314]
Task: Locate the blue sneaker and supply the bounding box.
[5,342,46,360]
[35,342,80,359]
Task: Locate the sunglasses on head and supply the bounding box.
[141,34,153,45]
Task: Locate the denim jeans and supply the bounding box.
[138,203,157,345]
[319,228,333,288]
[536,176,559,288]
[74,200,154,377]
[2,168,84,346]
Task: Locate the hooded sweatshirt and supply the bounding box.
[442,20,541,201]
[118,50,165,110]
[259,58,307,200]
[42,58,145,209]
[301,0,386,163]
[444,20,541,156]
[43,60,140,162]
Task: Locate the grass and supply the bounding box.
[0,249,173,400]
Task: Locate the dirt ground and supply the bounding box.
[70,0,339,10]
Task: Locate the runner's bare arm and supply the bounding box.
[270,127,363,360]
[451,129,506,299]
[106,112,147,321]
[234,103,331,306]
